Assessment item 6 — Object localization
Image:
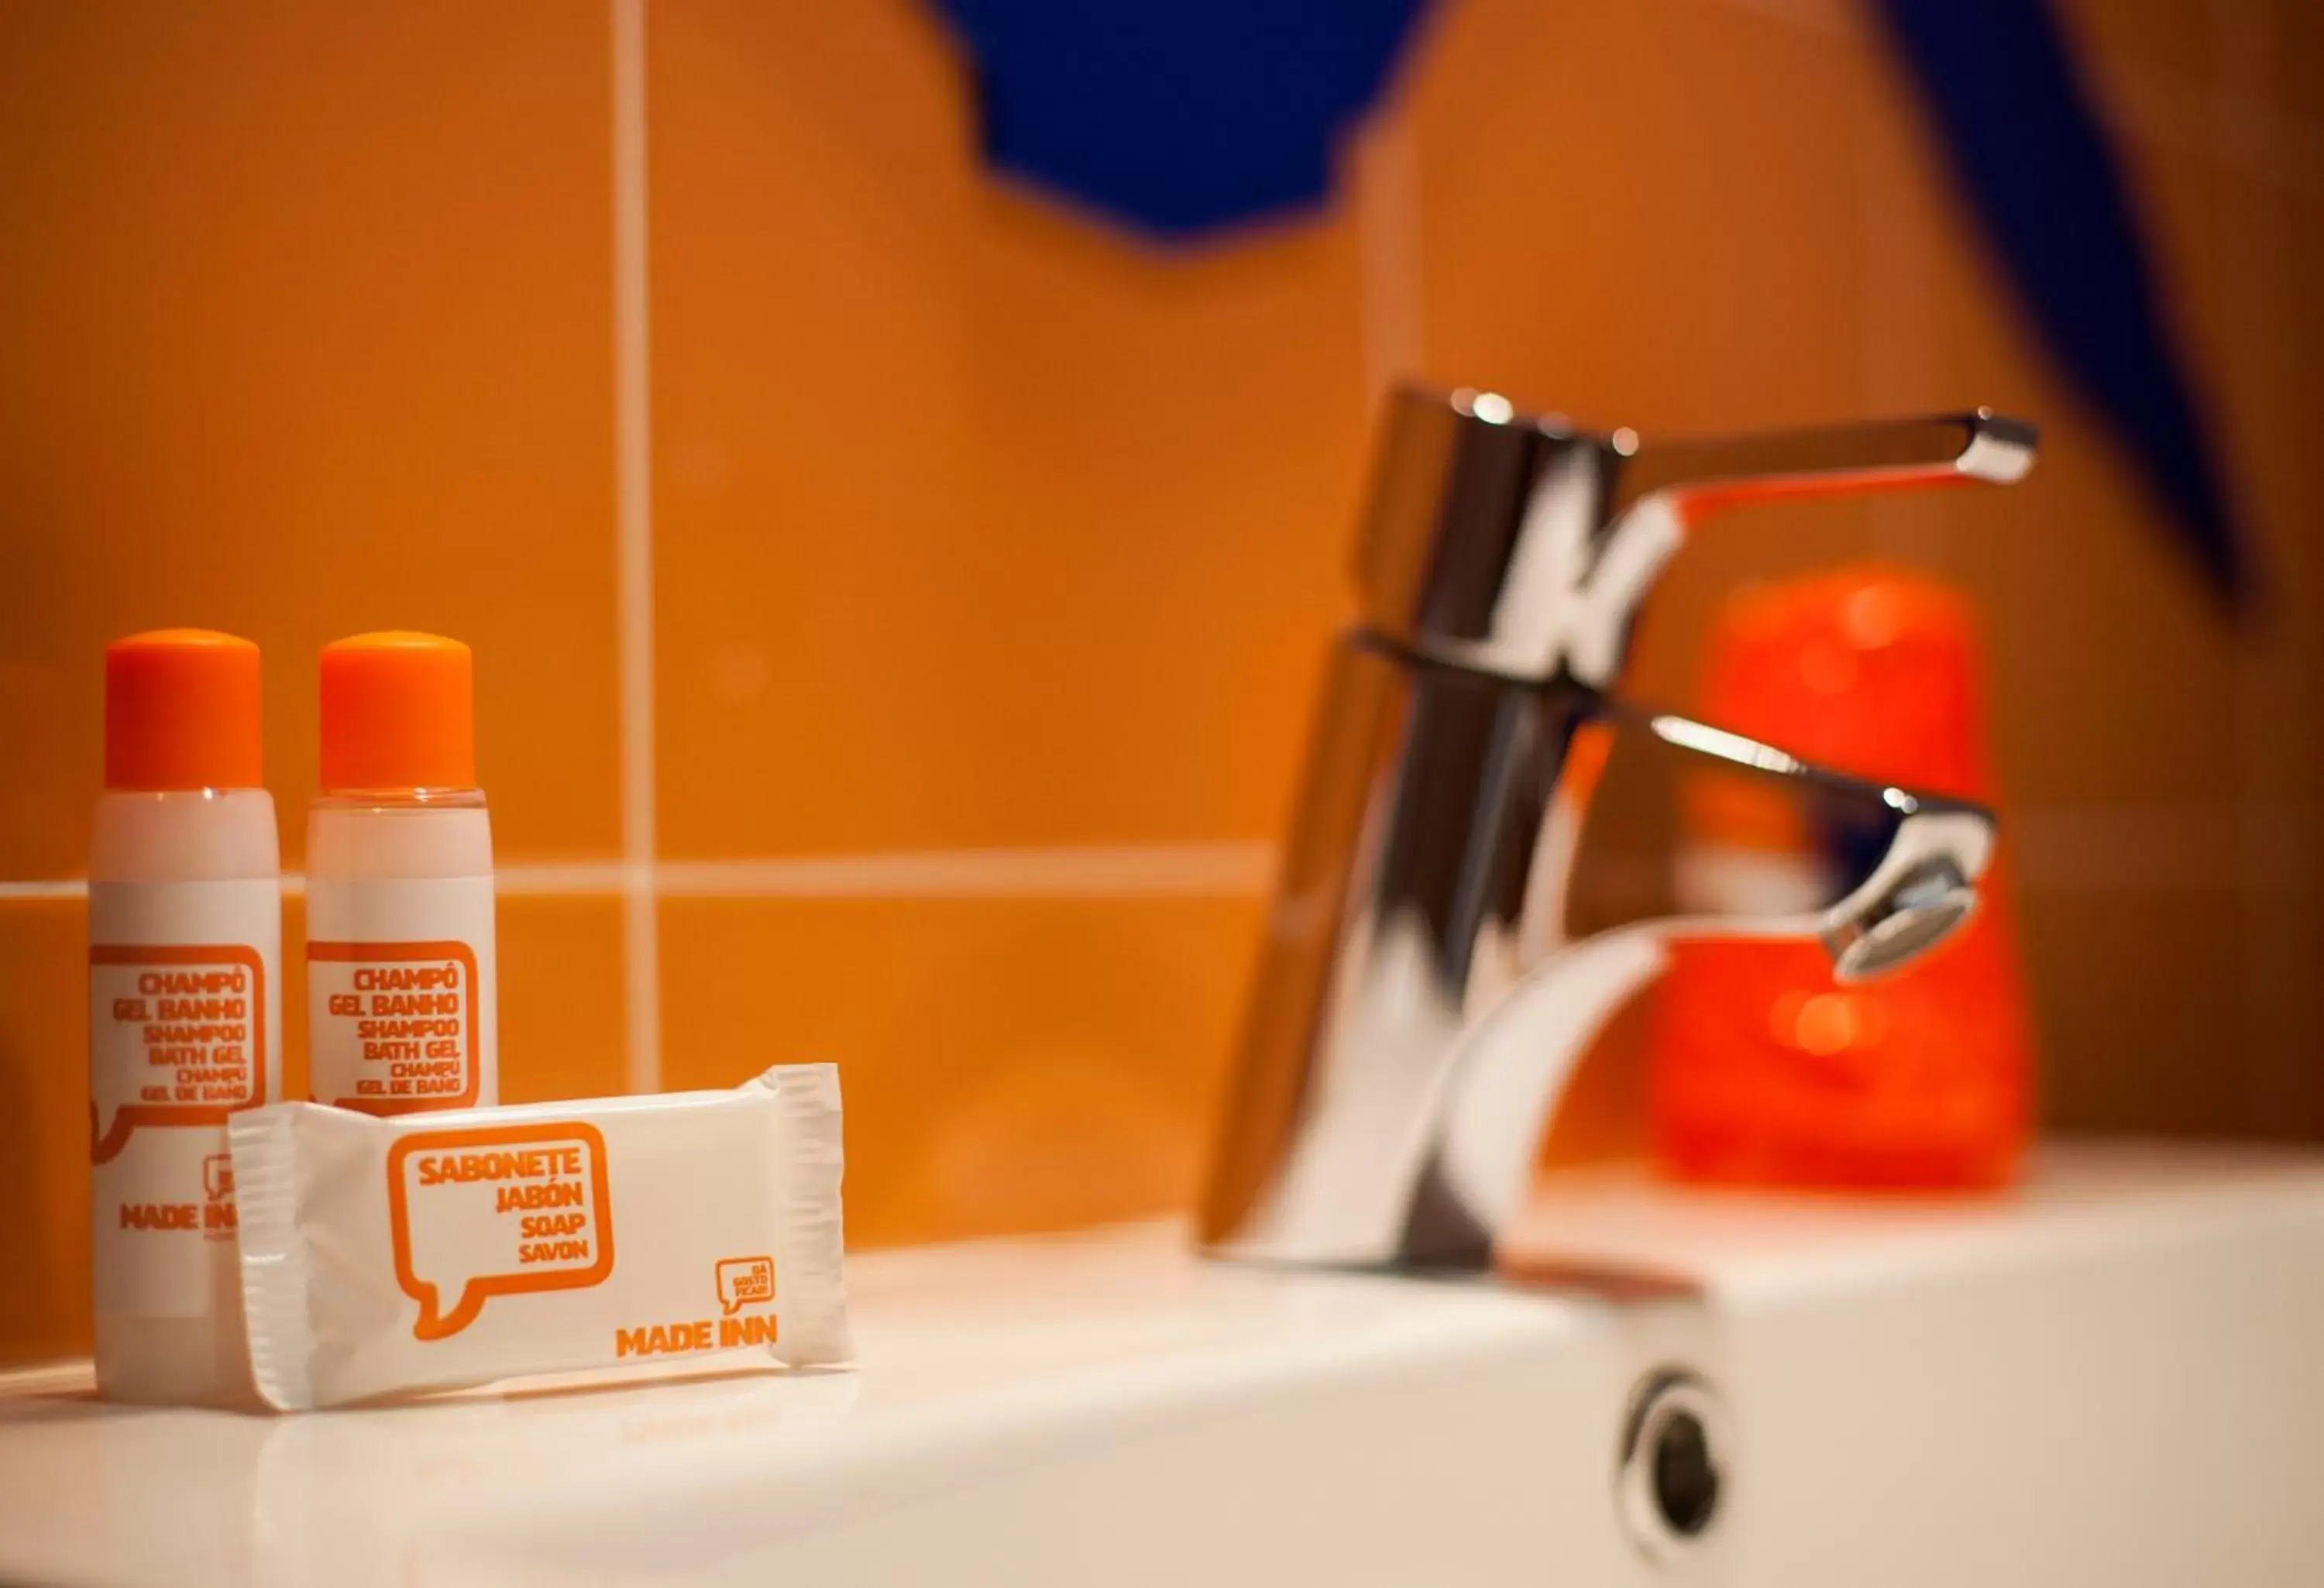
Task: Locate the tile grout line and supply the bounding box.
[0,879,91,902]
[612,0,662,1095]
[648,844,1277,898]
[4,808,2315,905]
[1356,102,1423,406]
[0,844,1281,903]
[1853,50,1949,570]
[2209,0,2296,1136]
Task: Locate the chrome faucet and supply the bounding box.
[1198,388,2038,1272]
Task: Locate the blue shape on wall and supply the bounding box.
[930,0,1431,239]
[931,0,2241,604]
[1873,0,2246,603]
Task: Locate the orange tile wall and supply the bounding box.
[3,0,2319,1363]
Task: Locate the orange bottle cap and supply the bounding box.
[319,631,476,792]
[105,629,263,791]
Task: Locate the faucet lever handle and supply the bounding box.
[1553,409,2037,685]
[1615,408,2037,523]
[1349,391,2037,682]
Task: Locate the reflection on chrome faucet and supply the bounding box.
[1200,389,2037,1273]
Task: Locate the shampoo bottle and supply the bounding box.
[305,632,497,1114]
[89,629,281,1404]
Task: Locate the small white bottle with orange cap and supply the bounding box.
[304,632,499,1115]
[89,629,282,1405]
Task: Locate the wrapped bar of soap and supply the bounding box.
[232,1064,852,1410]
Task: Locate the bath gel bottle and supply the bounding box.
[89,630,281,1405]
[306,632,497,1114]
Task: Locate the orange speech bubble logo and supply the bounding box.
[88,944,268,1165]
[715,1256,775,1316]
[387,1121,614,1342]
[308,940,482,1115]
[203,1153,235,1202]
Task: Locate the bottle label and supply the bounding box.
[307,875,498,1114]
[88,878,282,1318]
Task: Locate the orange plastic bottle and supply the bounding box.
[1648,567,2033,1190]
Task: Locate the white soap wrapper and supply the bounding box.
[232,1064,851,1411]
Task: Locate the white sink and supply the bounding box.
[5,1141,2321,1586]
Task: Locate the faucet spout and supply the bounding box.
[1204,698,1994,1271]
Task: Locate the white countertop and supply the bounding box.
[8,1142,2322,1588]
